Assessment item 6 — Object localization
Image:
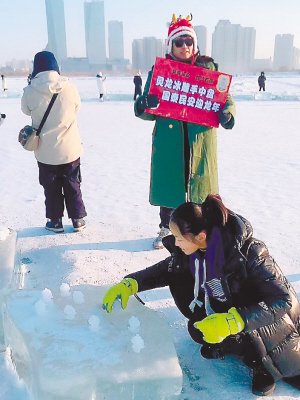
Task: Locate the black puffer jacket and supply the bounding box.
[127,212,300,380]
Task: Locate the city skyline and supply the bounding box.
[1,0,300,65]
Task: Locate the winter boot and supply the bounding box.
[72,218,86,232]
[251,363,275,396]
[45,218,64,233]
[153,227,170,249]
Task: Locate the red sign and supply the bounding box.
[146,57,232,128]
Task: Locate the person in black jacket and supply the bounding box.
[133,71,142,100]
[258,72,266,91]
[103,194,300,396]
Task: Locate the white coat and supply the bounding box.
[96,76,106,95]
[21,71,82,165]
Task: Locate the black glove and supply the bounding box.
[218,109,234,129]
[136,94,159,113]
[0,114,6,119]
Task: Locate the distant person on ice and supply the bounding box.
[0,112,6,126]
[1,74,8,92]
[133,71,142,100]
[258,71,266,91]
[21,51,87,233]
[103,194,300,396]
[134,14,236,250]
[96,72,106,101]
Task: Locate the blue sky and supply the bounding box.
[1,0,300,65]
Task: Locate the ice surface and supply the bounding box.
[3,285,182,399]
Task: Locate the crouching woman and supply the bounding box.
[102,194,300,396]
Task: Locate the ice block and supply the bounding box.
[3,284,182,399]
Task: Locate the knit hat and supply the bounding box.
[32,51,60,78]
[166,14,198,55]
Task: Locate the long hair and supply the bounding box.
[170,194,228,239]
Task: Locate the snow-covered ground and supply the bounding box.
[0,72,300,399]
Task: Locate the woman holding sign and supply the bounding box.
[134,14,236,250]
[102,194,300,396]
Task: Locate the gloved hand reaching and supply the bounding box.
[218,109,232,126]
[194,307,245,344]
[102,278,138,313]
[136,94,159,113]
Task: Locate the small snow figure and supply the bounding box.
[1,74,7,92]
[72,290,85,304]
[128,316,141,333]
[131,334,145,353]
[64,305,76,320]
[258,71,266,91]
[42,288,53,303]
[60,282,71,297]
[96,71,106,101]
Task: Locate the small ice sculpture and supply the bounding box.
[64,305,76,320]
[131,334,145,353]
[42,288,53,303]
[73,290,85,304]
[60,283,71,297]
[128,316,140,333]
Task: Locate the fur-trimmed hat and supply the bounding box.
[166,14,198,55]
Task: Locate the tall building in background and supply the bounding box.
[108,21,124,61]
[132,37,163,71]
[212,20,255,73]
[273,34,294,71]
[45,0,67,63]
[84,0,106,67]
[194,25,207,55]
[132,39,144,71]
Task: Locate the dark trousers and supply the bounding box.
[159,206,174,229]
[259,85,265,91]
[38,158,87,220]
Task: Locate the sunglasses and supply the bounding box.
[173,37,194,48]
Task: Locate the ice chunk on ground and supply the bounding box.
[0,227,10,241]
[0,228,17,348]
[3,285,182,399]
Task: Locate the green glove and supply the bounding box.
[194,307,245,344]
[102,278,138,313]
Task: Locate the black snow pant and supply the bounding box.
[159,206,174,229]
[38,158,87,220]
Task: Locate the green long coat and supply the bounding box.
[135,57,236,208]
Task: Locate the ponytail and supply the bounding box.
[170,194,228,239]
